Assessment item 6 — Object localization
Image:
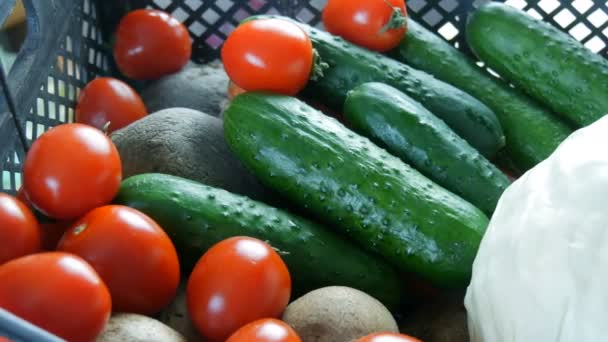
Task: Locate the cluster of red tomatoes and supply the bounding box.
[222,0,408,96]
[1,1,421,341]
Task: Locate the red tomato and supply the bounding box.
[226,318,301,342]
[356,332,422,342]
[57,205,180,315]
[114,9,191,80]
[323,0,408,52]
[0,193,41,264]
[76,77,147,133]
[187,237,291,342]
[23,123,122,220]
[0,337,11,342]
[0,252,111,342]
[222,18,313,96]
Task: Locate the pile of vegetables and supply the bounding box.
[1,0,607,341]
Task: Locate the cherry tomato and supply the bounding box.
[0,252,111,342]
[0,193,41,264]
[23,123,122,220]
[323,0,408,52]
[187,237,291,342]
[76,77,147,133]
[57,205,180,315]
[356,332,422,342]
[226,318,301,342]
[114,9,191,80]
[222,18,313,96]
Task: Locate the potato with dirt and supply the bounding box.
[140,61,229,117]
[282,286,398,342]
[96,313,186,342]
[111,107,277,205]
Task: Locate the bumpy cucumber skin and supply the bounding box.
[467,2,608,127]
[249,15,504,159]
[344,82,511,215]
[390,19,572,173]
[224,92,489,289]
[114,173,403,307]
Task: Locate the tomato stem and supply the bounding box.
[73,224,87,235]
[310,49,329,81]
[102,121,112,135]
[380,0,407,33]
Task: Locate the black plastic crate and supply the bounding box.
[0,0,606,340]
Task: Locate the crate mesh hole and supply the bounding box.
[36,124,46,139]
[585,36,606,53]
[2,171,11,192]
[153,0,173,9]
[59,105,67,122]
[572,0,594,14]
[438,22,459,40]
[184,0,203,10]
[202,8,220,25]
[206,34,224,49]
[48,101,57,120]
[570,22,593,41]
[554,8,577,26]
[47,77,55,95]
[171,7,189,22]
[36,98,45,117]
[538,0,560,13]
[219,22,235,36]
[308,0,325,11]
[248,0,267,11]
[526,8,544,19]
[439,0,458,12]
[588,9,608,28]
[505,0,527,9]
[408,0,428,12]
[25,121,33,140]
[422,8,443,26]
[297,8,315,23]
[216,0,235,12]
[189,21,206,36]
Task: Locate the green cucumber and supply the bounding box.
[390,18,572,173]
[114,173,403,307]
[224,92,489,288]
[249,15,505,159]
[344,82,510,215]
[467,2,608,127]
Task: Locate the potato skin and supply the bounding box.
[281,286,398,342]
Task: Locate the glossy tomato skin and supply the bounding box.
[323,0,407,52]
[0,194,41,264]
[356,332,422,342]
[114,9,191,80]
[0,252,111,342]
[76,77,147,133]
[187,237,291,342]
[226,318,301,342]
[57,205,180,315]
[23,123,122,220]
[222,18,313,96]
